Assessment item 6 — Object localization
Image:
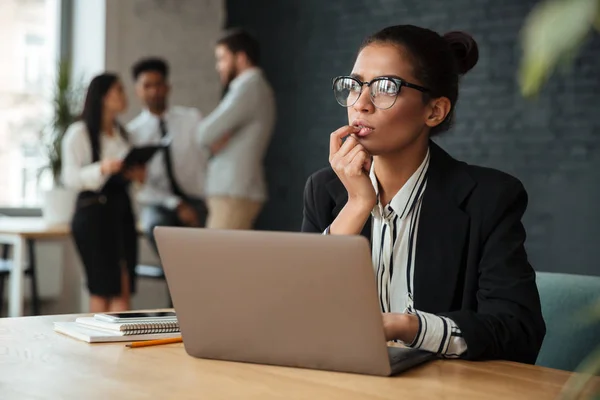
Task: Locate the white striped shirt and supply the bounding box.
[369,149,467,357]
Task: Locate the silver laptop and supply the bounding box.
[155,227,435,376]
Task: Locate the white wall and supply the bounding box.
[71,0,225,116]
[105,0,225,121]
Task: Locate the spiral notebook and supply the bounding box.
[54,322,181,343]
[74,317,180,335]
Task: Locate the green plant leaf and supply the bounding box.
[519,0,600,98]
[558,345,600,399]
[38,59,83,187]
[569,298,600,329]
[585,298,600,322]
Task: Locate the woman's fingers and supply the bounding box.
[328,131,377,211]
[112,160,124,173]
[332,139,361,171]
[329,125,372,183]
[336,135,360,159]
[343,141,365,162]
[329,125,360,161]
[346,149,368,177]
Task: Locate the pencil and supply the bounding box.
[126,337,183,348]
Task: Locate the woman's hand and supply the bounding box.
[123,165,147,183]
[209,132,232,156]
[100,159,123,175]
[328,125,376,235]
[329,125,376,206]
[382,313,420,343]
[176,202,200,227]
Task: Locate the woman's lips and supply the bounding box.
[352,121,375,137]
[356,126,374,137]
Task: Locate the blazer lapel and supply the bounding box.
[413,142,475,314]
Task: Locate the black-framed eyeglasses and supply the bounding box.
[332,76,429,110]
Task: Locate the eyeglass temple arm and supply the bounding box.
[401,81,429,92]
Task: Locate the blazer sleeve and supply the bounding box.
[195,79,257,146]
[440,179,546,364]
[301,174,323,233]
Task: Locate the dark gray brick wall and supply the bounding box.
[226,0,600,276]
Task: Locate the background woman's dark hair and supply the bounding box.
[80,73,126,160]
[217,29,260,66]
[360,25,479,136]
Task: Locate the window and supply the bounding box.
[24,33,46,92]
[0,0,60,207]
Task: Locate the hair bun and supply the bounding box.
[443,31,479,75]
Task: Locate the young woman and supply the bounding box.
[302,25,546,363]
[62,73,146,312]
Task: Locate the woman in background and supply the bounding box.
[62,73,145,312]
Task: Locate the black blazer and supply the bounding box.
[301,141,546,364]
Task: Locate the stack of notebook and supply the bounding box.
[54,313,181,343]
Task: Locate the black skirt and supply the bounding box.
[71,178,138,297]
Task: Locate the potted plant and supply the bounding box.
[39,59,81,225]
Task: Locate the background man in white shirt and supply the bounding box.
[127,58,228,251]
[196,29,276,230]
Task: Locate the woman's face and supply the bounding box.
[347,43,432,156]
[103,80,128,114]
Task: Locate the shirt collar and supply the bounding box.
[370,148,431,220]
[140,107,173,123]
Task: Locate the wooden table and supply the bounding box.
[0,218,70,317]
[1,314,598,399]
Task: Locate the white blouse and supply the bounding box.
[369,149,467,358]
[61,121,130,192]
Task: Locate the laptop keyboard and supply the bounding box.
[387,346,415,363]
[387,346,436,375]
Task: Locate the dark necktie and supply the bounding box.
[158,118,187,200]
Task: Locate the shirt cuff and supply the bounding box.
[79,163,106,191]
[322,225,331,235]
[164,196,181,210]
[406,309,467,358]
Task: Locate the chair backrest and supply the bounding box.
[535,271,600,371]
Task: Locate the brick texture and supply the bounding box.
[226,0,600,276]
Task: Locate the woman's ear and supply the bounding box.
[425,97,451,128]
